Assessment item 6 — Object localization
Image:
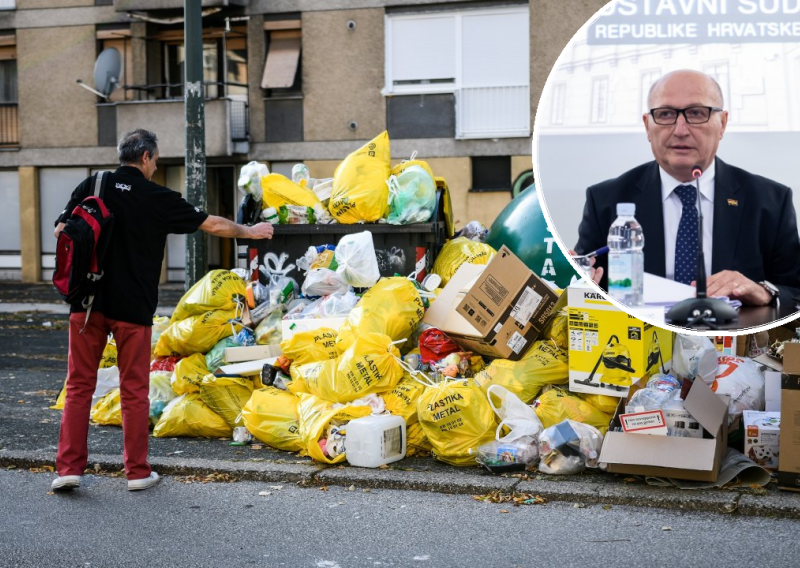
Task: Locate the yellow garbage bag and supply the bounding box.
[199,374,255,428]
[540,292,569,351]
[383,373,427,424]
[406,422,432,457]
[577,392,621,415]
[90,388,122,426]
[151,316,170,355]
[254,310,283,346]
[417,380,497,467]
[329,131,391,223]
[391,158,435,180]
[171,270,246,323]
[295,393,372,464]
[472,340,569,404]
[171,353,209,395]
[52,336,118,410]
[533,386,612,435]
[261,173,321,209]
[153,393,233,438]
[280,328,338,366]
[289,333,403,403]
[241,387,304,453]
[336,277,425,352]
[431,237,496,286]
[155,309,240,357]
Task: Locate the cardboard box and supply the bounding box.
[778,343,800,491]
[566,282,673,398]
[743,410,780,470]
[224,344,282,363]
[423,247,559,360]
[599,377,729,482]
[280,316,348,341]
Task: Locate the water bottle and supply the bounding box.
[607,203,644,306]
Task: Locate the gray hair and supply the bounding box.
[647,70,724,110]
[118,129,158,165]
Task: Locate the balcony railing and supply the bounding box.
[0,103,19,146]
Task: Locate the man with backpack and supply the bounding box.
[50,128,274,492]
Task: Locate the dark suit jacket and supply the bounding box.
[575,157,800,305]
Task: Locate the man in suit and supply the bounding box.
[576,69,800,307]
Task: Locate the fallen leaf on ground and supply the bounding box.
[500,509,509,514]
[472,491,546,506]
[602,505,613,510]
[319,486,329,491]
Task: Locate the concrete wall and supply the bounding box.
[302,9,386,141]
[18,0,92,8]
[17,25,98,149]
[246,14,266,144]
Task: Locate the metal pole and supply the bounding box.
[184,0,207,289]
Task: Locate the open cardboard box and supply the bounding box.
[778,343,800,491]
[599,376,729,482]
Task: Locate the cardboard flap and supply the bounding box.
[599,431,717,471]
[683,378,728,436]
[422,263,486,334]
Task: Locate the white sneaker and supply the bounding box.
[127,471,160,491]
[51,475,81,492]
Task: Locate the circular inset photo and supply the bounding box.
[535,0,800,333]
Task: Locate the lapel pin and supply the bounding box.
[727,199,738,206]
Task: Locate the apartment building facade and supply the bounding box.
[0,0,604,282]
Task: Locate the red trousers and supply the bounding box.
[57,311,152,481]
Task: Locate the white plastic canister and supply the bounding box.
[345,414,407,468]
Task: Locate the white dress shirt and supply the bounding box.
[660,162,715,281]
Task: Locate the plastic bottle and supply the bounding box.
[345,414,407,468]
[607,203,644,306]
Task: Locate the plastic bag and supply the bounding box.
[576,393,620,415]
[454,220,488,242]
[419,328,460,364]
[533,386,612,434]
[472,340,569,404]
[334,231,381,288]
[171,270,246,323]
[672,334,717,383]
[431,237,496,286]
[254,309,284,346]
[90,388,122,426]
[406,422,432,457]
[329,131,391,223]
[625,387,672,413]
[149,370,176,420]
[711,356,766,420]
[153,393,233,438]
[295,393,372,464]
[199,374,255,428]
[278,204,315,225]
[538,419,604,475]
[476,440,538,472]
[540,293,569,351]
[302,268,351,297]
[280,328,339,366]
[288,333,403,403]
[336,277,425,351]
[487,384,544,444]
[417,379,497,467]
[52,364,121,411]
[241,387,304,452]
[205,336,241,374]
[287,290,359,320]
[238,161,269,201]
[386,165,436,225]
[171,353,209,395]
[382,373,427,424]
[156,309,241,357]
[151,316,170,355]
[261,173,321,210]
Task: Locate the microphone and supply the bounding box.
[692,165,703,179]
[692,165,706,299]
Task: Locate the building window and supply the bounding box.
[97,28,134,102]
[263,18,303,143]
[640,69,661,115]
[0,35,17,146]
[590,76,608,124]
[471,156,511,192]
[550,83,566,125]
[703,62,730,110]
[385,6,529,139]
[0,0,15,10]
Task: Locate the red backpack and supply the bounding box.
[53,171,114,328]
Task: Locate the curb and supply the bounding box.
[3,450,799,519]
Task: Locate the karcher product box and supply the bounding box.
[567,282,672,398]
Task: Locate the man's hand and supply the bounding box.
[569,250,604,286]
[701,270,772,306]
[54,222,65,239]
[248,222,274,240]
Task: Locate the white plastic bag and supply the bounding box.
[538,419,603,475]
[302,268,351,297]
[711,356,766,420]
[238,161,269,201]
[487,384,543,444]
[672,334,717,384]
[334,231,381,288]
[92,366,121,406]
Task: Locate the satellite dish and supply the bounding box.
[94,48,122,97]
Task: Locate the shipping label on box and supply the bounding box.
[744,410,780,470]
[566,283,672,398]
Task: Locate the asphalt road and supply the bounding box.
[2,469,799,568]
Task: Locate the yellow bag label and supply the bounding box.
[199,374,255,428]
[295,393,372,464]
[261,173,321,209]
[472,340,569,404]
[417,381,496,467]
[280,328,339,366]
[153,393,233,438]
[329,131,391,223]
[156,309,240,357]
[383,373,427,424]
[290,333,402,403]
[533,386,612,434]
[241,387,304,453]
[431,237,496,286]
[336,277,425,352]
[90,388,122,426]
[171,270,246,323]
[172,353,209,395]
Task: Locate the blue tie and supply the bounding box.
[674,184,698,285]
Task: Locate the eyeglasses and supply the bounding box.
[649,106,723,125]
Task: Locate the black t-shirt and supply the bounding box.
[57,166,209,326]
